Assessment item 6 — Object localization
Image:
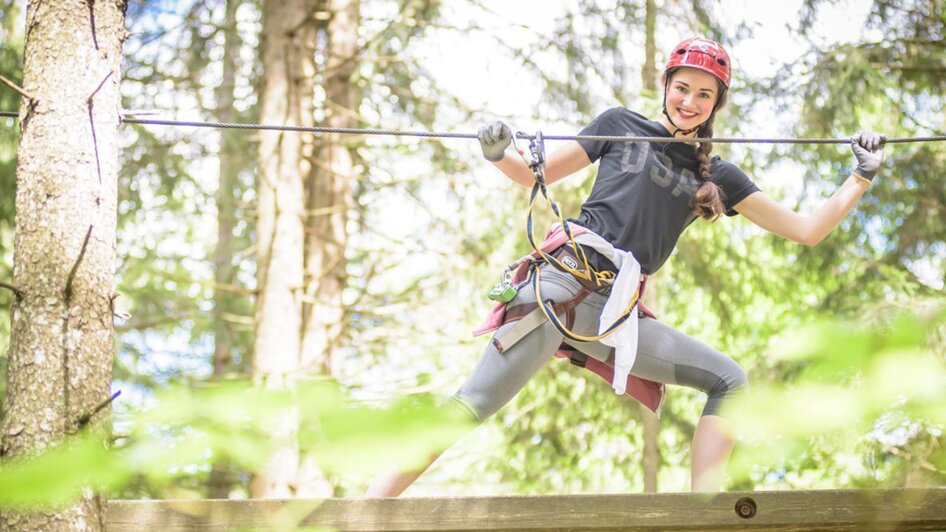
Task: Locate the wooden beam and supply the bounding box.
[107,488,946,531]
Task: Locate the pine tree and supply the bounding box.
[0,1,127,529]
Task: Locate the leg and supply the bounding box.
[364,398,474,497]
[366,265,586,497]
[690,414,734,492]
[566,316,747,491]
[634,317,747,492]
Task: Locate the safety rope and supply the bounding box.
[2,110,945,144]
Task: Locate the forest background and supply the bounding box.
[0,0,944,504]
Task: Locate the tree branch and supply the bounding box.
[0,74,36,103]
[75,390,121,429]
[120,109,160,118]
[87,71,113,186]
[150,268,257,296]
[86,0,100,50]
[0,282,23,299]
[88,70,113,103]
[65,225,94,302]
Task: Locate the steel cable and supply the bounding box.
[2,110,944,144]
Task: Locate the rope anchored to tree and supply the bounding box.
[1,110,945,144]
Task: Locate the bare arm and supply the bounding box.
[733,175,870,246]
[490,140,593,187]
[477,121,594,186]
[734,132,884,246]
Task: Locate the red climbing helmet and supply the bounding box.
[664,37,731,87]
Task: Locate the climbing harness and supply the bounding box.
[473,217,663,408]
[509,130,640,345]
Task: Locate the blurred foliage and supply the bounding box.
[0,380,471,509]
[709,0,946,490]
[726,302,946,488]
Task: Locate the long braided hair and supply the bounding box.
[692,89,727,221]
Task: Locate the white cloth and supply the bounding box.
[573,232,642,395]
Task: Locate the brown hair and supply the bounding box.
[693,92,727,221]
[663,68,729,221]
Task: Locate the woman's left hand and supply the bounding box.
[851,131,886,182]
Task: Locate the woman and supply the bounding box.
[367,37,885,496]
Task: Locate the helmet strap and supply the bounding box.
[661,78,699,137]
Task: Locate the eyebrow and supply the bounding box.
[672,80,716,94]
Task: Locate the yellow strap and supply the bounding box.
[533,265,639,343]
[526,186,618,287]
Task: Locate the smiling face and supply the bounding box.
[661,67,721,134]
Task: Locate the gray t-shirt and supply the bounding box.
[573,107,760,273]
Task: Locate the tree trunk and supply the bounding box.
[209,0,244,500]
[295,0,361,497]
[643,0,658,92]
[641,280,660,493]
[250,0,317,498]
[301,0,359,379]
[641,406,660,493]
[214,0,243,383]
[0,1,125,529]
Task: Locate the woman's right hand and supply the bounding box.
[477,121,513,162]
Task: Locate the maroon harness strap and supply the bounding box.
[497,279,657,369]
[480,238,666,414]
[503,287,592,326]
[490,288,592,354]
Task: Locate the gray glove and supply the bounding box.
[851,131,886,181]
[477,121,513,162]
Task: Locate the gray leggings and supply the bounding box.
[455,263,748,421]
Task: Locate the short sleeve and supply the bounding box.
[711,157,760,217]
[577,107,623,163]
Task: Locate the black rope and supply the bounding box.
[2,110,945,144]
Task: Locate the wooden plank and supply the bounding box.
[106,488,946,531]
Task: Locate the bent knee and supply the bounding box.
[703,365,748,416]
[729,365,748,391]
[708,364,748,399]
